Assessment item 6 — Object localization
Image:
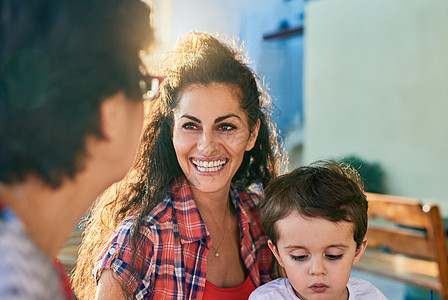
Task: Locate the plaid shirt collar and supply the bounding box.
[170,176,253,245]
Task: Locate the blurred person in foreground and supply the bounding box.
[0,0,153,298]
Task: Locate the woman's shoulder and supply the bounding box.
[232,183,263,206]
[115,195,176,236]
[94,195,177,272]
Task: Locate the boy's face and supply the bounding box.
[268,211,367,300]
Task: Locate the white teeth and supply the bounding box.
[192,159,226,172]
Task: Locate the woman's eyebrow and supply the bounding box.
[180,115,201,123]
[215,114,241,123]
[179,113,241,124]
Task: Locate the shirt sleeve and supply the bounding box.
[93,218,154,295]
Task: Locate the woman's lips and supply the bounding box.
[190,158,228,173]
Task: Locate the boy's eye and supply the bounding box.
[182,122,198,130]
[325,254,343,260]
[219,123,236,131]
[291,255,308,261]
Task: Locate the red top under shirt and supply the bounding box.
[203,276,256,300]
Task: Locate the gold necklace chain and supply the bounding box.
[209,203,230,258]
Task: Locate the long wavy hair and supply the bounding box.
[72,32,284,299]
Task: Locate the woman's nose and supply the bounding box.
[197,130,218,155]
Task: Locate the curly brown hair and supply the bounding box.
[72,32,284,299]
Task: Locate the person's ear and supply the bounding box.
[98,92,126,141]
[245,119,260,151]
[352,238,368,266]
[268,239,285,268]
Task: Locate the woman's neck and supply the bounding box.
[192,185,232,220]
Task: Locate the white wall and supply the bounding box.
[151,0,302,51]
[303,0,448,199]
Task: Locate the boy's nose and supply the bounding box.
[309,257,327,276]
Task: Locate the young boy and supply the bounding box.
[250,161,387,300]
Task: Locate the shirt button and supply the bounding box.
[109,248,116,255]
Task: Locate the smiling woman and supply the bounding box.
[72,32,285,300]
[172,84,259,195]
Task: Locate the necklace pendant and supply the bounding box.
[215,252,220,257]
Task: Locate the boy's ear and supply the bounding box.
[352,238,368,266]
[268,239,285,268]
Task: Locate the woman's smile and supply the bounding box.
[172,83,259,194]
[191,158,228,173]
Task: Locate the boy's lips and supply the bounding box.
[309,283,329,293]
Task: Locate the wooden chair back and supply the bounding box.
[57,230,83,275]
[355,192,448,298]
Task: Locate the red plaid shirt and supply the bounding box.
[94,176,273,299]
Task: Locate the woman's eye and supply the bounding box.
[182,122,198,130]
[219,123,236,131]
[291,255,308,261]
[326,254,343,260]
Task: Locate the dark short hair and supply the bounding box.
[260,160,368,248]
[0,0,153,188]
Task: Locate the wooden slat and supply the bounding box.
[366,192,427,228]
[366,227,434,259]
[361,193,448,298]
[57,230,82,275]
[428,205,448,299]
[354,248,441,291]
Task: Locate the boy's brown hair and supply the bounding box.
[260,160,368,248]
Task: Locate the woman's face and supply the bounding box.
[172,83,259,194]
